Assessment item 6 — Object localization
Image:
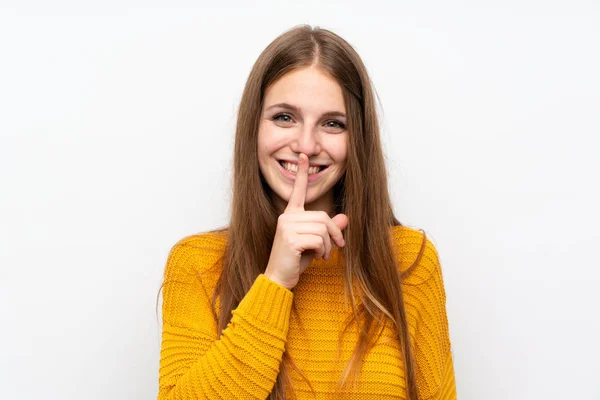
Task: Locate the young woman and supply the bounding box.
[157,25,456,400]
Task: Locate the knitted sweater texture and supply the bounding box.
[157,225,456,399]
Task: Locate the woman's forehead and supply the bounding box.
[263,68,346,115]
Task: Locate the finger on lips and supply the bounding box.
[284,152,343,260]
[285,153,309,212]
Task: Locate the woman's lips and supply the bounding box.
[276,159,329,183]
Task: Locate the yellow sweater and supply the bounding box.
[157,225,456,399]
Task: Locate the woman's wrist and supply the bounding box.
[264,271,292,290]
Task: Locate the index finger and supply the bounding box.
[285,153,309,211]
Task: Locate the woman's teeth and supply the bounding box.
[281,161,323,175]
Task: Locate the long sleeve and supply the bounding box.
[157,242,294,399]
[412,238,457,400]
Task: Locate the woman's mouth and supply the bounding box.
[277,160,329,182]
[279,160,326,174]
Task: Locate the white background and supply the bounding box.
[1,1,599,399]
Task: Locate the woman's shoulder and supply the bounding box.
[171,228,228,253]
[389,225,443,286]
[164,228,228,282]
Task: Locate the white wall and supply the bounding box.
[1,1,599,399]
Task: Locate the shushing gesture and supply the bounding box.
[264,153,349,290]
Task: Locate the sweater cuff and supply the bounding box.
[235,274,294,334]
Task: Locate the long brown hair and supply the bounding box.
[209,25,423,399]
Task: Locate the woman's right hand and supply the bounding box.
[264,153,349,290]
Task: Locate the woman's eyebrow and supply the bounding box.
[265,102,346,119]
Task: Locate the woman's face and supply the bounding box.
[258,66,349,214]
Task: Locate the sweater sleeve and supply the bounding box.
[412,239,457,400]
[157,242,294,399]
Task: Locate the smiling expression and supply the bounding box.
[257,66,349,214]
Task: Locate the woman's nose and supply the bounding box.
[290,125,321,156]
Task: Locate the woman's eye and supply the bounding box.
[326,120,346,129]
[273,114,293,123]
